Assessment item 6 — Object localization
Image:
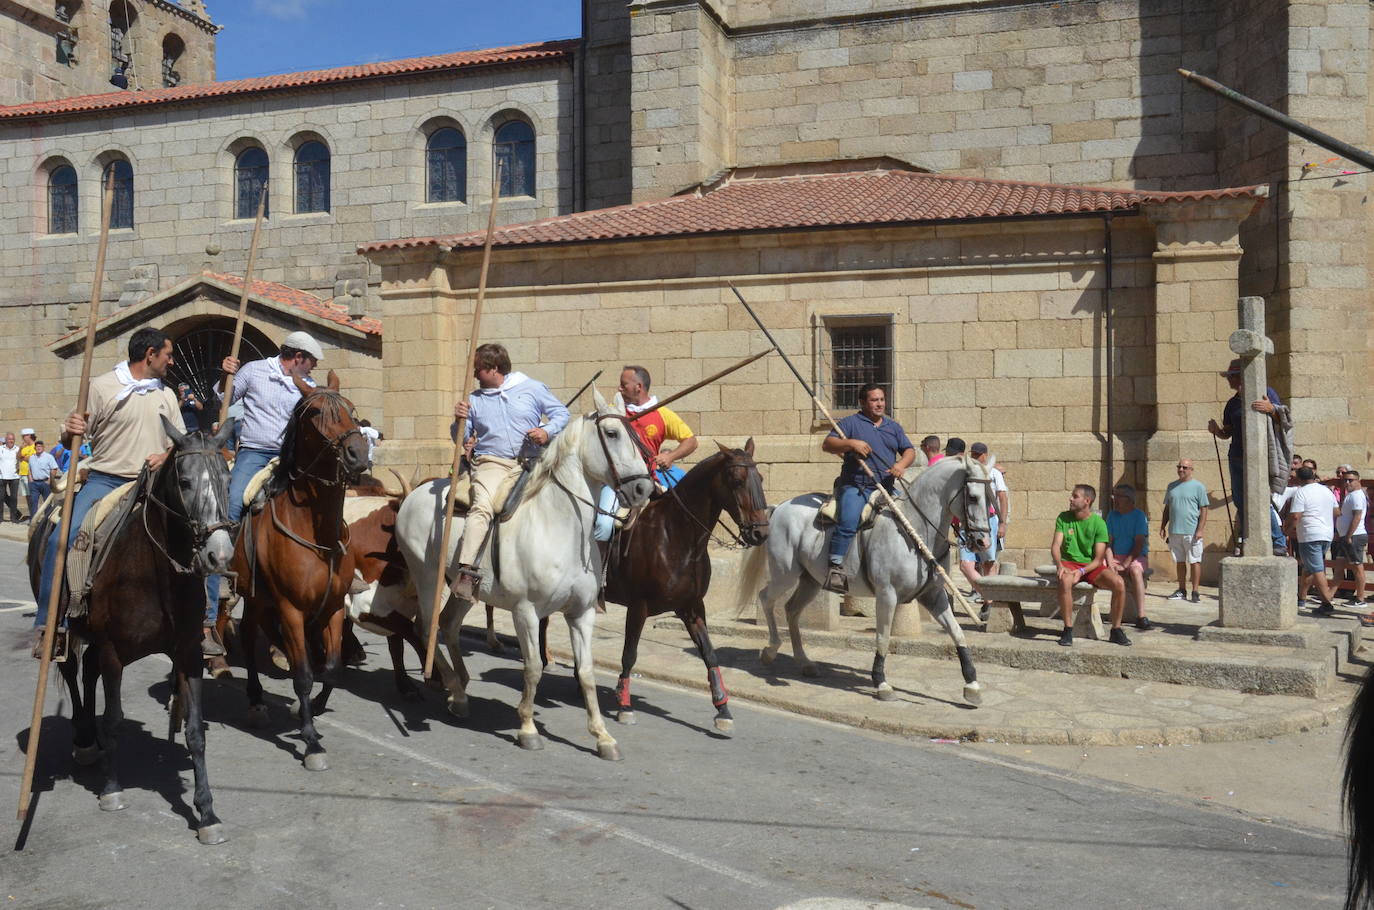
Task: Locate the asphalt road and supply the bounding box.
[0,539,1348,909]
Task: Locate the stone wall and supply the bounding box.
[0,0,217,105]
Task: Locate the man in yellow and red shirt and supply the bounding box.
[593,364,697,541]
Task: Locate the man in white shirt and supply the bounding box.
[958,442,1008,604]
[1287,466,1339,616]
[1333,469,1368,609]
[0,432,19,522]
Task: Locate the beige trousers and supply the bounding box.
[457,455,522,568]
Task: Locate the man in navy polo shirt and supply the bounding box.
[821,383,915,594]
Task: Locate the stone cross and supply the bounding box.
[1228,295,1274,558]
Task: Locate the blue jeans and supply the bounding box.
[28,479,50,518]
[592,463,684,542]
[35,470,131,628]
[205,447,278,620]
[1229,455,1285,552]
[828,483,878,564]
[959,514,1000,564]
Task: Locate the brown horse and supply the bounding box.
[45,419,238,844]
[606,440,769,732]
[228,371,369,770]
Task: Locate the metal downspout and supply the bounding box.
[1103,213,1115,504]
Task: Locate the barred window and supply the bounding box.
[826,320,893,412]
[103,158,133,229]
[48,165,78,234]
[426,127,466,203]
[294,140,329,214]
[493,119,535,198]
[234,146,269,220]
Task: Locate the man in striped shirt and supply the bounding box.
[204,331,323,652]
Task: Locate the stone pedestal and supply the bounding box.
[756,590,839,630]
[891,601,921,637]
[1219,556,1296,629]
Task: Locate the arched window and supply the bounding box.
[48,164,78,234]
[161,33,184,87]
[102,158,133,229]
[294,140,329,214]
[493,119,535,198]
[426,127,466,204]
[108,0,135,88]
[234,146,269,220]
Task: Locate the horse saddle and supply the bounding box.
[450,438,546,521]
[816,487,887,530]
[56,479,143,621]
[242,457,280,511]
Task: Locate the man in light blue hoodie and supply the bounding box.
[450,342,569,601]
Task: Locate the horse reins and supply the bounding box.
[551,412,654,517]
[142,447,235,575]
[664,454,769,549]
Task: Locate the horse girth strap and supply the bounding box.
[269,496,348,557]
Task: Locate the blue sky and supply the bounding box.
[213,1,583,80]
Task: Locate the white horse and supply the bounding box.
[737,453,993,705]
[394,391,653,760]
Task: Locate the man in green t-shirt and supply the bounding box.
[1051,483,1130,648]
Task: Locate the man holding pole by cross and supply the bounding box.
[821,382,916,594]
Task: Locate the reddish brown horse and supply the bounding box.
[606,440,769,732]
[228,371,369,770]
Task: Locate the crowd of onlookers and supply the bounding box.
[0,428,85,523]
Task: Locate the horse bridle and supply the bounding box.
[288,392,365,488]
[592,412,653,506]
[666,454,769,548]
[142,446,234,575]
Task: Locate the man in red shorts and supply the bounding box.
[1051,483,1130,648]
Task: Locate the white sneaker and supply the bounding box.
[1166,589,1186,600]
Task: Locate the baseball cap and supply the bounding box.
[20,428,35,436]
[944,437,966,456]
[282,331,324,361]
[970,441,988,456]
[1221,358,1243,376]
[1338,464,1354,473]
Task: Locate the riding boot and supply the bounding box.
[201,624,226,657]
[823,564,849,595]
[596,541,609,613]
[450,565,480,602]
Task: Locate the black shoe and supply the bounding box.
[1345,597,1366,607]
[1190,591,1201,604]
[979,605,989,623]
[1311,602,1336,618]
[1109,627,1132,646]
[1135,616,1154,631]
[1057,628,1073,647]
[201,626,226,657]
[823,566,848,595]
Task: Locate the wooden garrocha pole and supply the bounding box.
[629,350,770,418]
[18,170,118,822]
[727,283,984,626]
[216,183,268,428]
[424,162,503,678]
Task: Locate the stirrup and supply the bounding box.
[823,566,849,595]
[449,566,480,601]
[201,625,226,657]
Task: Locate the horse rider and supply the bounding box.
[32,327,185,657]
[593,364,698,543]
[821,383,915,594]
[205,330,324,654]
[449,342,569,602]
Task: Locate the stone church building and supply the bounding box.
[0,0,1369,571]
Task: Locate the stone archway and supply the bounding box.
[164,314,275,410]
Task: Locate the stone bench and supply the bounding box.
[978,571,1104,640]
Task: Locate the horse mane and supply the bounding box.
[519,414,588,501]
[266,387,352,497]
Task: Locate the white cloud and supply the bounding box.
[251,0,315,21]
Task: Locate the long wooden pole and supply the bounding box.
[727,283,983,626]
[18,171,118,821]
[216,184,268,427]
[631,350,770,418]
[424,162,503,677]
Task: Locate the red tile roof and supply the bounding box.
[0,39,577,122]
[204,272,382,336]
[360,165,1267,254]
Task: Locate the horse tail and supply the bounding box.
[1345,664,1374,910]
[734,539,769,615]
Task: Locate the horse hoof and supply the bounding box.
[196,824,228,846]
[445,697,470,719]
[714,716,734,733]
[98,791,127,812]
[246,704,270,729]
[597,742,623,762]
[72,744,101,766]
[874,684,896,702]
[303,752,330,772]
[616,710,636,725]
[517,733,544,751]
[270,646,290,672]
[801,663,820,678]
[759,648,775,666]
[963,682,983,707]
[487,637,504,655]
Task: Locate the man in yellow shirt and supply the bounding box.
[17,428,35,519]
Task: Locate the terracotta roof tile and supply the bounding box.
[360,166,1267,254]
[205,272,382,335]
[0,39,577,122]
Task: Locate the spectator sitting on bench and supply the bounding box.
[1106,483,1156,631]
[1051,483,1130,648]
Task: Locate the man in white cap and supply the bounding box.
[205,331,323,650]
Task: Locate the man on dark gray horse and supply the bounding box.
[821,383,915,594]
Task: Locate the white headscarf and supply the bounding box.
[624,394,659,416]
[474,371,528,399]
[112,360,164,402]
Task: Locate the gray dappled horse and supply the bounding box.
[737,453,993,705]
